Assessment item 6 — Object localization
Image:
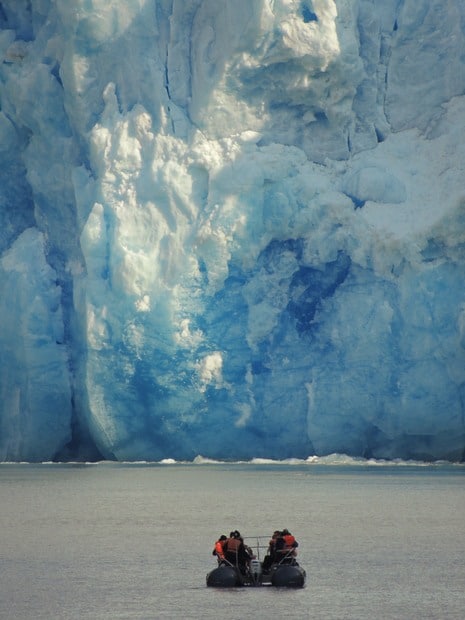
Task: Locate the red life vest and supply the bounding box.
[214,540,225,559]
[283,534,296,549]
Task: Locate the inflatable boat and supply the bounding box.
[206,536,306,588]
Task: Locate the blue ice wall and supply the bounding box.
[0,0,464,461]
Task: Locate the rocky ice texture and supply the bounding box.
[0,0,464,461]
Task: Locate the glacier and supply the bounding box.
[0,0,464,462]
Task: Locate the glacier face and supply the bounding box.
[0,0,465,462]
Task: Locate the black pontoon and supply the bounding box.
[206,536,306,588]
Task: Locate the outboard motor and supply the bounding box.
[249,558,262,586]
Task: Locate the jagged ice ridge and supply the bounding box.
[0,0,464,462]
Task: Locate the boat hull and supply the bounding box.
[206,565,242,587]
[206,562,306,588]
[270,563,306,588]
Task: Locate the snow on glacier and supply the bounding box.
[0,0,464,462]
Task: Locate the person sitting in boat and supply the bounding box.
[262,530,282,570]
[231,529,255,560]
[275,529,299,563]
[223,531,251,574]
[212,535,227,564]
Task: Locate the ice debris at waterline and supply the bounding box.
[0,0,464,463]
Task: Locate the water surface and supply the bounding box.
[0,462,464,619]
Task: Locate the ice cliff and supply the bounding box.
[0,0,464,462]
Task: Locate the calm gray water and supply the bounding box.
[0,462,464,620]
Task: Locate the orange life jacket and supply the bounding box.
[225,537,241,554]
[214,540,225,559]
[282,534,296,550]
